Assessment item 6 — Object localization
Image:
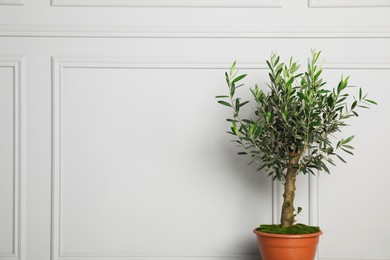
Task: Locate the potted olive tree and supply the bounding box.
[216,50,376,260]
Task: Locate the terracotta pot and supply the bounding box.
[253,229,322,260]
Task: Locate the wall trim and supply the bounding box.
[51,0,281,8]
[309,0,390,8]
[0,56,25,260]
[310,60,390,259]
[322,59,390,69]
[308,60,390,260]
[1,25,390,38]
[53,57,390,67]
[311,174,390,260]
[55,256,261,260]
[308,52,390,260]
[51,57,268,69]
[50,56,268,260]
[0,0,24,5]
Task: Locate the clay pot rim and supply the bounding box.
[253,229,323,238]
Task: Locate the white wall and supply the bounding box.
[0,1,389,260]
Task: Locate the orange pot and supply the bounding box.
[253,229,322,260]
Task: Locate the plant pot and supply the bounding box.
[253,229,322,260]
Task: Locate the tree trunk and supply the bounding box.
[280,153,301,228]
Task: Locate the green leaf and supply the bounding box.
[326,147,334,154]
[286,77,294,86]
[337,76,349,94]
[359,88,362,100]
[243,119,255,124]
[322,163,330,174]
[365,99,378,105]
[274,56,280,65]
[230,83,236,96]
[313,50,321,63]
[215,95,229,98]
[230,61,236,75]
[343,135,355,144]
[326,157,336,166]
[297,92,308,102]
[254,127,262,138]
[275,63,284,74]
[249,124,257,135]
[282,108,288,122]
[342,144,354,149]
[337,81,342,94]
[268,73,274,82]
[309,121,321,127]
[238,152,247,155]
[291,64,301,74]
[266,60,273,71]
[257,163,268,171]
[218,100,232,107]
[226,131,235,136]
[239,101,250,107]
[297,207,302,214]
[226,119,238,123]
[314,70,322,81]
[232,74,247,84]
[306,168,315,175]
[351,101,357,110]
[327,95,334,107]
[266,112,272,123]
[341,148,354,155]
[231,122,238,135]
[336,154,347,163]
[235,99,240,111]
[225,72,230,85]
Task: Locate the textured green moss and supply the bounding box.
[257,223,321,234]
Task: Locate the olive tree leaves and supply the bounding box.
[216,51,377,182]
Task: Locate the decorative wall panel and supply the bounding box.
[0,57,24,260]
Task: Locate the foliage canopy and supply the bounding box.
[217,50,377,183]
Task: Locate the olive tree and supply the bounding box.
[216,50,376,228]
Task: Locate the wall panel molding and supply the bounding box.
[308,52,390,260]
[51,56,270,260]
[322,59,390,69]
[51,0,280,7]
[51,57,390,260]
[0,0,24,5]
[310,174,390,260]
[310,63,390,260]
[1,26,390,38]
[309,0,390,7]
[0,56,25,260]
